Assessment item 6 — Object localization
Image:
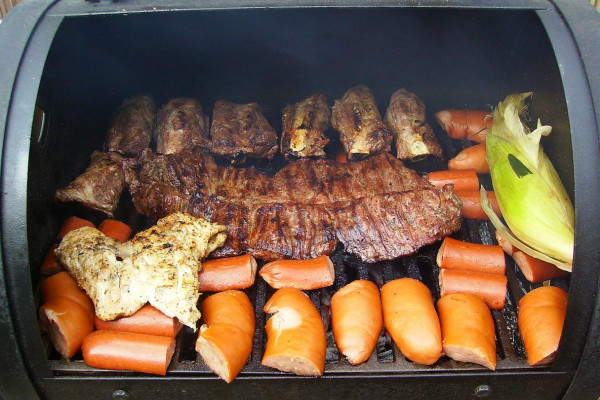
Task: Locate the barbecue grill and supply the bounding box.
[1,1,599,399]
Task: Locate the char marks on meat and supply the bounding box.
[281,93,331,159]
[384,88,443,160]
[332,85,393,160]
[154,98,210,154]
[106,95,156,157]
[55,151,126,216]
[124,149,461,262]
[209,100,278,163]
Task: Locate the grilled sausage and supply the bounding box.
[94,304,182,338]
[198,254,257,292]
[259,255,335,290]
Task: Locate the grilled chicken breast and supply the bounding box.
[56,213,227,329]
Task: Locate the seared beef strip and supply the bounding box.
[281,93,330,159]
[331,85,393,159]
[123,150,462,262]
[55,151,126,216]
[154,98,210,154]
[106,95,156,157]
[384,88,443,160]
[209,100,278,163]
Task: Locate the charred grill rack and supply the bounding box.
[1,1,599,400]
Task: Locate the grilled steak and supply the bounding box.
[332,85,393,160]
[281,93,330,159]
[55,151,126,216]
[124,150,462,262]
[154,98,210,154]
[106,95,155,157]
[384,88,443,160]
[209,100,278,163]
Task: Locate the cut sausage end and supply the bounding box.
[196,333,235,383]
[443,344,496,370]
[261,355,323,376]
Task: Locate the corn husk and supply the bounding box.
[482,93,574,271]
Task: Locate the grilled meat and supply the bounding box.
[154,98,210,154]
[384,88,443,160]
[106,95,156,157]
[123,150,462,262]
[209,100,278,163]
[281,93,330,159]
[55,212,227,329]
[331,85,393,159]
[55,151,126,216]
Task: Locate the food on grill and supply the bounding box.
[512,251,570,283]
[434,109,491,143]
[106,95,156,157]
[98,219,132,243]
[426,169,480,192]
[262,287,326,376]
[259,255,335,290]
[55,212,227,329]
[123,150,462,262]
[209,100,278,163]
[456,190,501,220]
[384,88,443,160]
[280,93,331,159]
[154,98,210,154]
[518,286,568,366]
[437,293,497,370]
[448,143,489,173]
[58,216,95,239]
[439,269,507,310]
[40,244,62,275]
[332,84,393,159]
[495,231,515,255]
[94,304,183,338]
[40,271,95,317]
[330,280,383,365]
[196,290,255,383]
[484,93,574,271]
[436,237,506,275]
[381,278,442,365]
[81,330,176,375]
[55,151,127,216]
[39,296,95,359]
[198,254,257,292]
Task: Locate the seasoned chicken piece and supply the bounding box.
[56,213,227,329]
[209,100,278,163]
[384,88,443,160]
[331,85,393,159]
[280,93,330,159]
[107,95,156,157]
[55,151,125,216]
[154,98,210,154]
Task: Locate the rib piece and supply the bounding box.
[281,93,330,159]
[154,98,210,154]
[106,95,156,157]
[209,100,278,163]
[384,88,443,160]
[123,150,462,262]
[55,213,227,329]
[331,85,393,159]
[55,151,125,216]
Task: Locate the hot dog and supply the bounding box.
[98,219,132,243]
[495,230,515,256]
[436,237,506,275]
[58,216,95,239]
[439,269,507,310]
[259,255,335,290]
[82,330,176,375]
[39,296,95,359]
[511,251,570,283]
[196,290,255,383]
[448,143,489,174]
[437,293,496,370]
[40,271,94,316]
[518,286,568,366]
[381,278,442,365]
[262,287,326,376]
[434,109,491,143]
[94,304,182,338]
[40,244,63,275]
[330,280,383,365]
[426,169,480,192]
[198,254,257,292]
[455,190,501,220]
